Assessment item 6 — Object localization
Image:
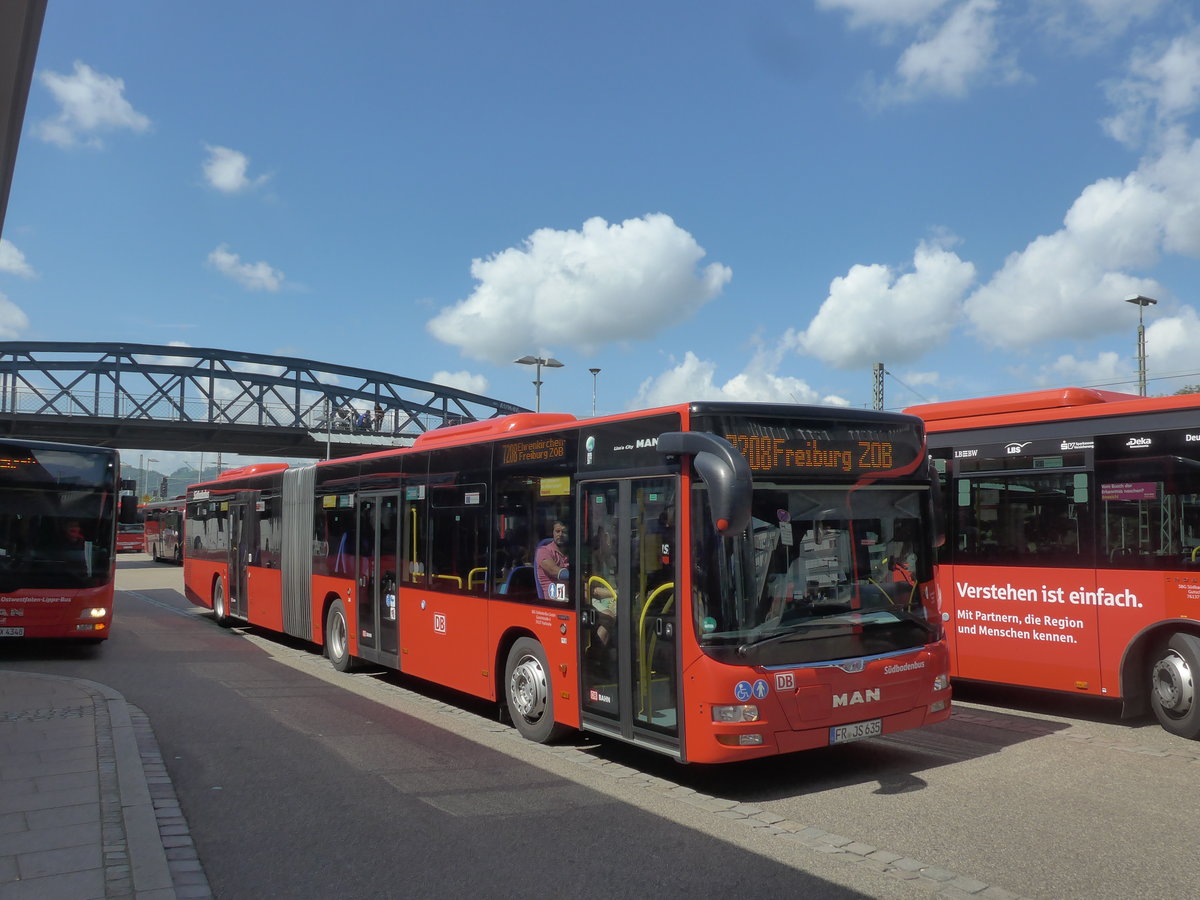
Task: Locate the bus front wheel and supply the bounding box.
[325,599,354,673]
[1149,633,1200,739]
[504,638,569,744]
[212,576,231,628]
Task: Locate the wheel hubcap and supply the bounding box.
[329,613,346,659]
[509,654,548,722]
[1153,650,1194,716]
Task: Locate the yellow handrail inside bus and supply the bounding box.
[435,574,462,589]
[468,567,487,590]
[585,575,618,653]
[1192,545,1199,563]
[587,575,617,602]
[638,582,675,719]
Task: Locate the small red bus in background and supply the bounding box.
[183,402,951,763]
[116,521,144,553]
[143,497,185,563]
[0,437,121,642]
[908,387,1200,739]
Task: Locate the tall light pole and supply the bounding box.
[1125,294,1157,396]
[589,367,601,416]
[144,458,158,500]
[514,355,564,412]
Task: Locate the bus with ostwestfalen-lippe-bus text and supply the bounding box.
[182,402,951,763]
[907,387,1200,739]
[0,437,122,642]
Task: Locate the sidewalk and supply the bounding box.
[0,670,209,899]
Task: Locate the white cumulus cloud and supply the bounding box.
[633,350,848,410]
[795,239,976,368]
[0,240,35,278]
[35,61,150,148]
[207,244,285,292]
[202,145,269,194]
[964,133,1200,347]
[1104,27,1200,147]
[0,292,30,339]
[430,370,489,395]
[427,213,731,364]
[816,0,953,29]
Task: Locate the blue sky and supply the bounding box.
[3,1,1200,473]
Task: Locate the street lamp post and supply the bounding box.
[513,355,564,412]
[1125,294,1157,396]
[589,367,601,417]
[144,458,158,500]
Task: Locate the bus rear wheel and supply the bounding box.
[212,576,231,628]
[504,638,569,744]
[1149,633,1200,739]
[325,599,354,673]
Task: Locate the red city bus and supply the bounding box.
[116,519,144,553]
[0,438,120,642]
[143,497,185,563]
[183,403,951,763]
[907,387,1200,739]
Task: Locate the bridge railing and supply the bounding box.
[0,384,445,437]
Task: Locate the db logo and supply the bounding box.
[774,672,795,691]
[433,613,447,634]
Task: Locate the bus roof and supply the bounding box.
[904,387,1199,431]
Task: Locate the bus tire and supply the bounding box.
[212,576,231,628]
[325,599,354,673]
[1149,632,1200,739]
[504,638,569,743]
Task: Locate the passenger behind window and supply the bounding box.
[535,520,570,601]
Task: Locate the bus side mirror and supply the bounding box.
[119,495,138,525]
[657,432,752,536]
[929,459,946,548]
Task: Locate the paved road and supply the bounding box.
[9,558,1194,898]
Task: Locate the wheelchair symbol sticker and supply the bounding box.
[734,681,752,702]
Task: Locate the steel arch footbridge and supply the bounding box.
[0,342,528,458]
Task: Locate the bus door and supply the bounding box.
[354,493,399,662]
[579,477,679,755]
[373,494,401,660]
[226,493,257,620]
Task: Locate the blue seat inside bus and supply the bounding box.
[500,565,535,596]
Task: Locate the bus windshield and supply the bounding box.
[0,444,116,591]
[692,482,939,667]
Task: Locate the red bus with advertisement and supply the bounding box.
[143,497,185,563]
[182,403,950,763]
[908,387,1200,739]
[0,437,121,642]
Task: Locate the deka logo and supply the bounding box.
[833,688,880,707]
[1126,437,1153,449]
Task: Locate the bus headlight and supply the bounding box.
[86,608,108,619]
[712,704,759,723]
[933,673,950,692]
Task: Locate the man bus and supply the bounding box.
[908,387,1200,739]
[0,437,120,642]
[183,402,951,763]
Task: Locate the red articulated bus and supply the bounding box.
[143,497,185,563]
[0,437,120,642]
[182,402,951,763]
[908,387,1200,739]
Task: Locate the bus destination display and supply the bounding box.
[698,416,923,475]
